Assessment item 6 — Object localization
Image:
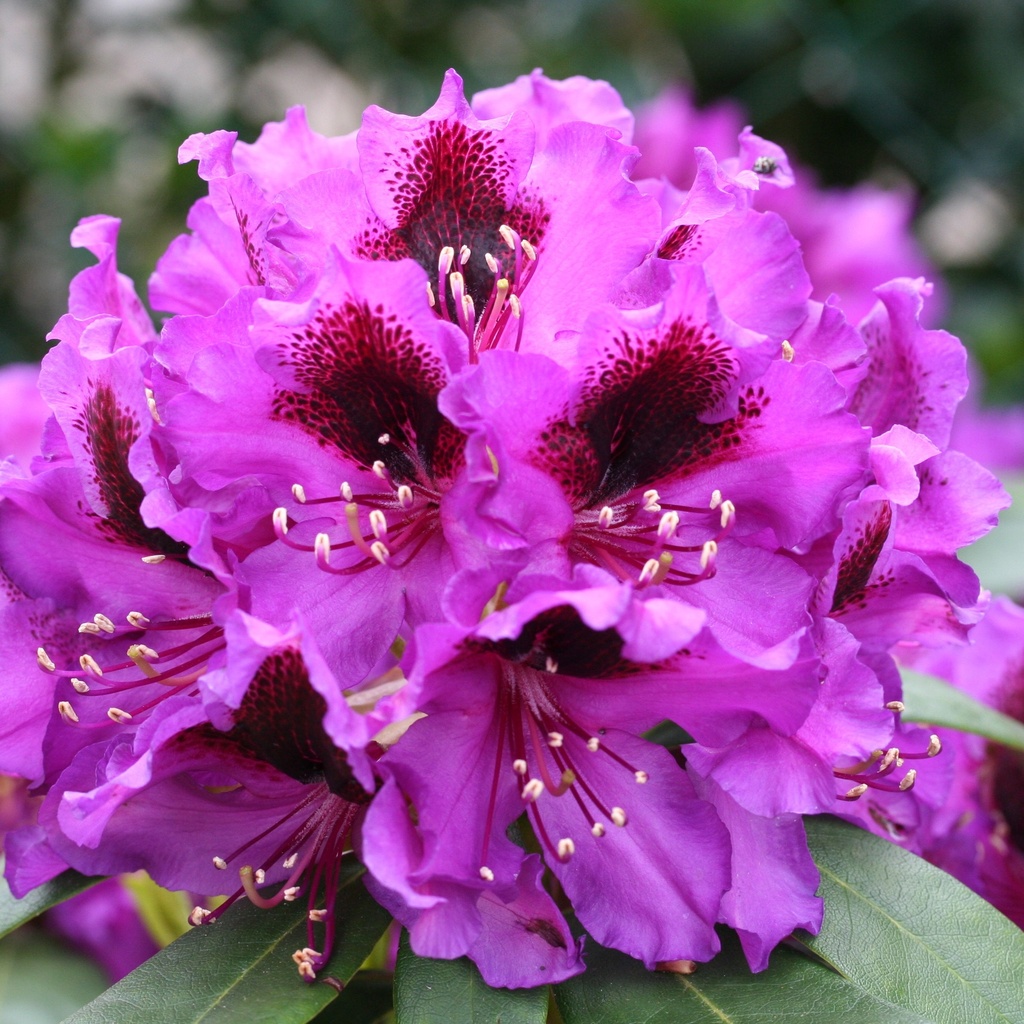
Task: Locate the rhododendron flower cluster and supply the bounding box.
[0,70,1008,988]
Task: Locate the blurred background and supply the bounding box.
[0,0,1021,400]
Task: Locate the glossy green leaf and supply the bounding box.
[555,927,928,1024]
[393,933,548,1024]
[803,815,1024,1024]
[0,858,103,941]
[63,861,391,1024]
[0,928,109,1023]
[900,668,1024,751]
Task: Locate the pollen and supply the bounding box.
[522,778,545,802]
[71,678,90,693]
[610,807,628,827]
[591,823,606,837]
[479,865,495,882]
[36,647,56,672]
[58,701,79,723]
[79,653,104,676]
[189,906,212,926]
[556,837,575,861]
[291,483,307,503]
[781,339,795,362]
[107,707,133,724]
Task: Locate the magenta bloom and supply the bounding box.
[0,68,1007,991]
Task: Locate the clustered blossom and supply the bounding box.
[0,70,1009,987]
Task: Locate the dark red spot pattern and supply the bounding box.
[272,299,464,485]
[75,384,188,555]
[830,503,893,613]
[353,120,548,316]
[533,320,763,508]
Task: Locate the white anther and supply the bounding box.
[611,807,628,827]
[597,505,614,529]
[547,731,564,748]
[635,770,649,784]
[642,488,661,512]
[462,294,475,322]
[58,701,79,723]
[508,294,522,318]
[283,887,300,902]
[107,707,133,724]
[479,866,495,882]
[843,783,869,800]
[283,853,298,869]
[521,239,537,261]
[438,246,455,274]
[37,647,56,672]
[899,770,917,791]
[79,622,101,635]
[189,906,211,926]
[586,737,600,752]
[522,778,545,802]
[297,962,316,980]
[340,481,354,502]
[213,856,227,870]
[719,499,736,529]
[397,484,414,508]
[485,253,498,274]
[700,540,718,570]
[658,510,679,540]
[273,507,289,536]
[639,558,661,585]
[254,869,266,885]
[291,483,307,504]
[885,700,905,713]
[557,837,575,860]
[709,489,722,509]
[308,908,327,923]
[372,460,388,480]
[127,611,150,628]
[512,758,528,775]
[315,533,331,562]
[591,822,606,837]
[879,747,899,772]
[370,540,391,565]
[369,509,388,539]
[545,657,559,674]
[145,387,163,424]
[80,654,104,676]
[93,614,116,634]
[927,734,942,757]
[426,281,436,307]
[781,340,795,362]
[459,244,471,265]
[71,678,90,694]
[498,224,516,249]
[141,554,166,564]
[378,433,390,445]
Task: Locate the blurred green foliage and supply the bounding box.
[1,0,1021,398]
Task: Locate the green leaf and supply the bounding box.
[0,928,108,1023]
[0,859,103,941]
[555,927,928,1023]
[62,860,391,1024]
[900,668,1024,751]
[802,815,1024,1024]
[393,932,548,1024]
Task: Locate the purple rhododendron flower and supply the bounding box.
[0,68,1009,988]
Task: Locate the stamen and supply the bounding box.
[610,807,628,827]
[781,340,795,362]
[141,554,166,564]
[658,511,680,540]
[314,533,332,570]
[292,483,307,504]
[459,244,471,265]
[522,778,545,802]
[426,281,435,307]
[556,837,575,861]
[145,387,163,424]
[58,701,79,723]
[127,645,160,678]
[709,489,722,509]
[485,253,498,274]
[378,433,390,445]
[127,611,150,628]
[273,507,290,538]
[521,239,537,261]
[899,769,917,791]
[283,853,298,869]
[885,700,905,712]
[93,613,116,634]
[369,510,388,539]
[37,647,56,672]
[634,770,649,784]
[371,460,388,480]
[598,506,614,529]
[79,622,102,635]
[719,500,736,529]
[586,737,600,752]
[479,866,495,882]
[512,758,528,775]
[638,558,661,585]
[700,540,717,570]
[308,909,327,923]
[340,481,354,502]
[71,678,90,693]
[508,294,522,318]
[107,707,133,724]
[370,540,390,565]
[643,489,661,513]
[591,822,606,837]
[545,657,559,674]
[397,485,414,509]
[547,731,564,747]
[79,654,104,676]
[438,246,455,275]
[283,887,300,902]
[189,906,211,926]
[498,225,517,250]
[213,856,227,870]
[841,783,869,800]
